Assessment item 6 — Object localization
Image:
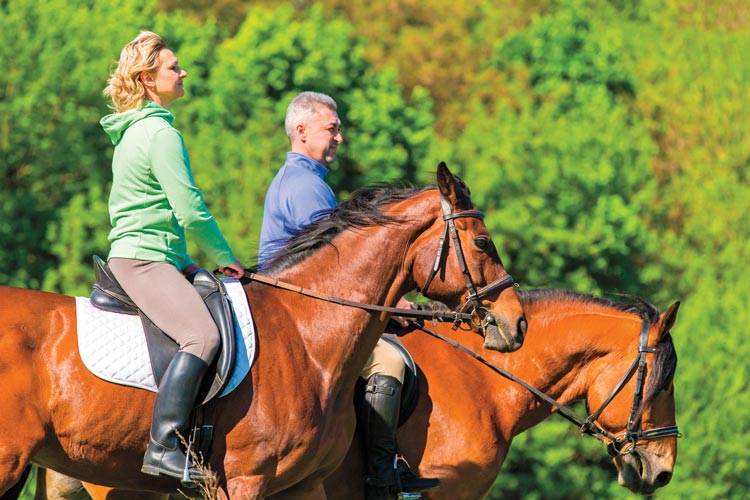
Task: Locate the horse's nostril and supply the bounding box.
[655,471,672,487]
[517,315,528,340]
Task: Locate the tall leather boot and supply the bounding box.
[141,351,212,482]
[361,375,440,500]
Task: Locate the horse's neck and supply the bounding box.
[271,224,415,388]
[502,307,638,431]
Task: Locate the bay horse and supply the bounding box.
[0,163,526,499]
[326,289,680,499]
[35,288,680,500]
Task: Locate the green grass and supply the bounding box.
[18,465,36,500]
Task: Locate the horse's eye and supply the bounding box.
[474,237,490,251]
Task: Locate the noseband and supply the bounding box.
[418,197,516,331]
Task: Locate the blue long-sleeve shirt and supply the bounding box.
[258,152,338,266]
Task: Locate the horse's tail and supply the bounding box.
[0,464,31,499]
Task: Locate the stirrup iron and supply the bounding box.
[395,455,421,499]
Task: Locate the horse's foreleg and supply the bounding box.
[0,398,43,496]
[0,464,31,500]
[0,361,47,495]
[39,468,171,500]
[0,450,36,497]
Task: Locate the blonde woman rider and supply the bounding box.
[101,31,244,482]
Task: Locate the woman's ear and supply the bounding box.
[140,71,155,89]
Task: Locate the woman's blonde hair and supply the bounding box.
[103,31,167,113]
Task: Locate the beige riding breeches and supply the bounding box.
[360,337,405,383]
[108,258,220,364]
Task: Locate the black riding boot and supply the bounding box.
[361,375,440,500]
[142,351,212,482]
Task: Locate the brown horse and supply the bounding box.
[322,289,680,499]
[36,288,679,500]
[0,163,526,499]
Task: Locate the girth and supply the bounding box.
[89,255,235,405]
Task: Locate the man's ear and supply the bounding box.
[295,123,306,142]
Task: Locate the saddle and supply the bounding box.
[89,255,235,405]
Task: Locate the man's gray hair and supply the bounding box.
[285,91,338,141]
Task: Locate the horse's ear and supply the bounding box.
[657,301,680,341]
[437,161,472,209]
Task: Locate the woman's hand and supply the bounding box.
[182,264,201,276]
[219,259,245,279]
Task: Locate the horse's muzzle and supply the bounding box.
[482,318,524,352]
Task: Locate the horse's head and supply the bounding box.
[404,162,527,352]
[585,301,681,495]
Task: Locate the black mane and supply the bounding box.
[260,184,432,273]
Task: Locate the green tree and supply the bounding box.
[307,0,552,135]
[429,4,658,299]
[483,1,750,498]
[0,0,164,290]
[619,2,750,498]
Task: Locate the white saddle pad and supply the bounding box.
[76,278,256,397]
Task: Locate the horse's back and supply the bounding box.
[0,285,74,324]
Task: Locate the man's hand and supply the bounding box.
[392,296,416,327]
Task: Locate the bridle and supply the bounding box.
[418,196,516,330]
[585,317,681,457]
[242,194,516,334]
[413,316,681,458]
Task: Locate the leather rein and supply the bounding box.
[412,317,681,458]
[240,195,516,333]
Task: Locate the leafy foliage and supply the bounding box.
[0,0,150,287]
[430,5,659,299]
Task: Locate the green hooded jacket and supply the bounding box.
[100,101,235,270]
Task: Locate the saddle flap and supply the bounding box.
[188,269,237,404]
[76,279,255,400]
